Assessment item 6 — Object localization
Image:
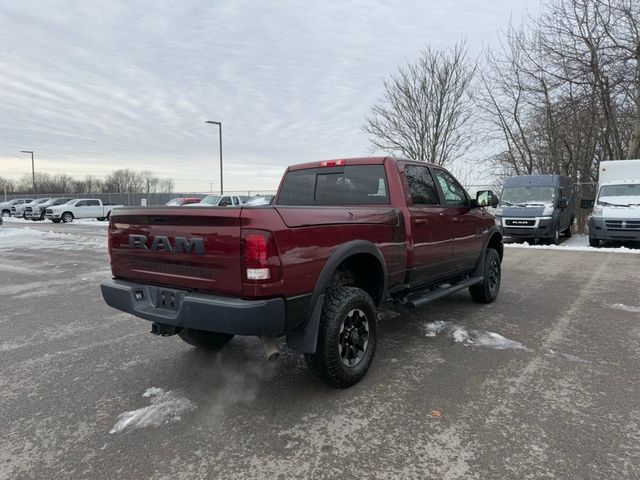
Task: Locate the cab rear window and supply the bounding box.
[277,165,389,206]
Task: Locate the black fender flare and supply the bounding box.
[286,240,387,354]
[473,225,503,277]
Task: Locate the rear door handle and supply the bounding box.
[452,217,463,223]
[415,218,429,225]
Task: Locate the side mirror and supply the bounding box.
[580,199,594,209]
[558,198,568,209]
[475,190,499,208]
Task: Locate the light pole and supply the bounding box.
[205,121,223,194]
[20,150,36,193]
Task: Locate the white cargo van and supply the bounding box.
[582,160,640,246]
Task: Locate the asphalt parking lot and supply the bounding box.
[1,220,639,479]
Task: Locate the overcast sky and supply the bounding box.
[0,0,539,193]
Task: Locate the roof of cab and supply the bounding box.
[286,156,437,172]
[503,174,572,187]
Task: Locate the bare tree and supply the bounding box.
[364,41,477,166]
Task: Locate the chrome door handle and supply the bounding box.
[415,218,429,225]
[452,217,463,223]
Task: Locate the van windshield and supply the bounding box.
[599,184,640,198]
[500,186,556,207]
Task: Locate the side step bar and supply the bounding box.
[402,277,483,309]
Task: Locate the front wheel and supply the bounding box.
[305,286,377,389]
[589,236,600,247]
[178,328,234,351]
[469,248,501,303]
[61,212,74,223]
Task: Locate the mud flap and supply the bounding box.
[286,294,325,354]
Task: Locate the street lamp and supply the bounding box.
[20,150,36,193]
[205,121,223,195]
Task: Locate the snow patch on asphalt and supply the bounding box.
[545,349,587,363]
[505,235,640,254]
[425,321,529,350]
[0,227,106,250]
[109,388,196,434]
[608,303,640,313]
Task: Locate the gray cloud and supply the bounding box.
[0,0,538,192]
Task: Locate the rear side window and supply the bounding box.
[404,165,439,205]
[278,165,389,206]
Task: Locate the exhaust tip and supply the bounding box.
[260,335,281,361]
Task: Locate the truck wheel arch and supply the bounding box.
[286,240,387,354]
[473,226,503,278]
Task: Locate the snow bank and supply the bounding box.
[505,235,640,254]
[2,216,107,227]
[109,387,196,434]
[0,227,106,251]
[425,321,529,350]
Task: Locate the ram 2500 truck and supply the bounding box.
[101,157,503,388]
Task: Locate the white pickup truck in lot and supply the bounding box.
[45,199,123,223]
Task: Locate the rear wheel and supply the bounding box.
[61,212,74,223]
[178,328,234,351]
[589,236,600,247]
[469,248,501,304]
[305,286,377,389]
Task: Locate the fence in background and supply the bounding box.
[1,191,278,206]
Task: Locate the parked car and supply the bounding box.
[245,195,275,206]
[187,195,246,207]
[12,198,51,219]
[101,157,502,388]
[26,198,75,221]
[0,198,34,217]
[494,175,575,244]
[45,199,124,223]
[165,197,202,206]
[581,159,640,247]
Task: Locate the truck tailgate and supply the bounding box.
[108,207,243,296]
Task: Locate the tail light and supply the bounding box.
[241,229,281,282]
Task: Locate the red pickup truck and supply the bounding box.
[101,157,502,388]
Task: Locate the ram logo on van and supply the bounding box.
[128,234,205,255]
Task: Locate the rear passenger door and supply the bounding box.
[87,200,103,217]
[432,168,484,273]
[403,164,454,286]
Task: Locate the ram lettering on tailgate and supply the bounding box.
[128,234,205,255]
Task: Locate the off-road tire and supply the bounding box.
[178,328,234,351]
[469,248,501,304]
[305,286,377,389]
[61,212,74,223]
[589,236,600,247]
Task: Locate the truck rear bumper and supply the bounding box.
[100,279,286,336]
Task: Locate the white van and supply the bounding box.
[582,160,640,246]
